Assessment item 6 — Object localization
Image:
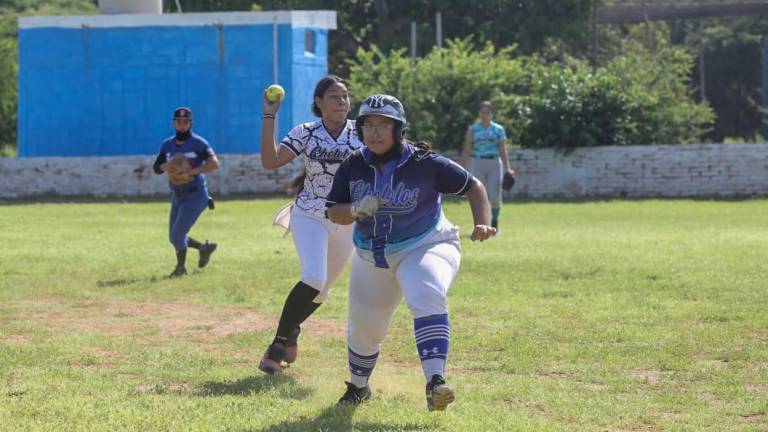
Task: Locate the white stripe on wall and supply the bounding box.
[19,10,337,30]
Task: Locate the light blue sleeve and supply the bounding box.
[495,124,507,141]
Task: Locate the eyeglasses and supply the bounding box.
[361,124,393,135]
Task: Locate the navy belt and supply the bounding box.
[172,186,199,197]
[474,155,498,160]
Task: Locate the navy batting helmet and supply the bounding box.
[172,107,193,120]
[355,94,406,140]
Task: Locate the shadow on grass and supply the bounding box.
[256,404,428,432]
[196,374,313,400]
[96,270,206,287]
[97,277,157,288]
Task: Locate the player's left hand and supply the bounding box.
[470,225,497,242]
[351,195,386,219]
[168,171,193,185]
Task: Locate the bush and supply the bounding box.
[347,38,526,151]
[604,43,715,146]
[519,64,632,149]
[347,38,714,152]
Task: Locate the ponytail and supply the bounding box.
[406,139,432,151]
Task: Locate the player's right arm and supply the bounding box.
[465,180,496,241]
[153,144,169,174]
[431,153,495,241]
[461,126,473,168]
[260,90,296,169]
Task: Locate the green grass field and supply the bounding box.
[0,198,766,431]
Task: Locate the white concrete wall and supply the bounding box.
[2,143,767,200]
[509,143,768,198]
[0,154,299,199]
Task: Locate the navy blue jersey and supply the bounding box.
[155,133,215,192]
[327,143,474,261]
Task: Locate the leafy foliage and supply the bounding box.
[347,39,527,150]
[0,37,17,153]
[348,38,713,151]
[596,3,768,142]
[253,0,593,75]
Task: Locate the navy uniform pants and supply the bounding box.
[168,187,209,251]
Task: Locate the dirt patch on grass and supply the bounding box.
[2,335,29,344]
[628,369,663,385]
[745,383,768,396]
[540,371,570,380]
[12,298,345,343]
[739,413,767,423]
[137,381,193,395]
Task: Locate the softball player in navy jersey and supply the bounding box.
[258,75,363,374]
[153,107,219,277]
[326,95,496,411]
[460,100,515,230]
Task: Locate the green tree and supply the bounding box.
[254,0,593,74]
[0,37,17,155]
[598,0,768,141]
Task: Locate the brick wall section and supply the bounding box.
[509,143,768,198]
[2,143,767,199]
[0,154,298,199]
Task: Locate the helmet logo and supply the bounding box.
[357,94,406,127]
[367,95,387,108]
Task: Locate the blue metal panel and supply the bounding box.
[223,25,278,65]
[289,27,330,132]
[292,28,329,66]
[18,19,332,157]
[18,28,85,68]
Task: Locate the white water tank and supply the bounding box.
[98,0,162,14]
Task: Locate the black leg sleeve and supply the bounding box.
[273,281,321,343]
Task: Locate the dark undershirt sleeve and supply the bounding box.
[152,150,167,175]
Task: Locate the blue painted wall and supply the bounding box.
[18,21,329,156]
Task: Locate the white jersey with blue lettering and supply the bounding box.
[280,120,363,218]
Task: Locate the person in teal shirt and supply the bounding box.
[461,100,515,230]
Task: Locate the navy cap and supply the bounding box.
[173,107,193,120]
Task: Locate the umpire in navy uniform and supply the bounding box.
[153,107,219,277]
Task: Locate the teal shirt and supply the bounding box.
[470,122,507,158]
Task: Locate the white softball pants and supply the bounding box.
[290,206,355,303]
[469,156,503,209]
[347,226,462,357]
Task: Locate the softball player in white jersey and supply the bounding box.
[326,95,496,411]
[258,75,363,374]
